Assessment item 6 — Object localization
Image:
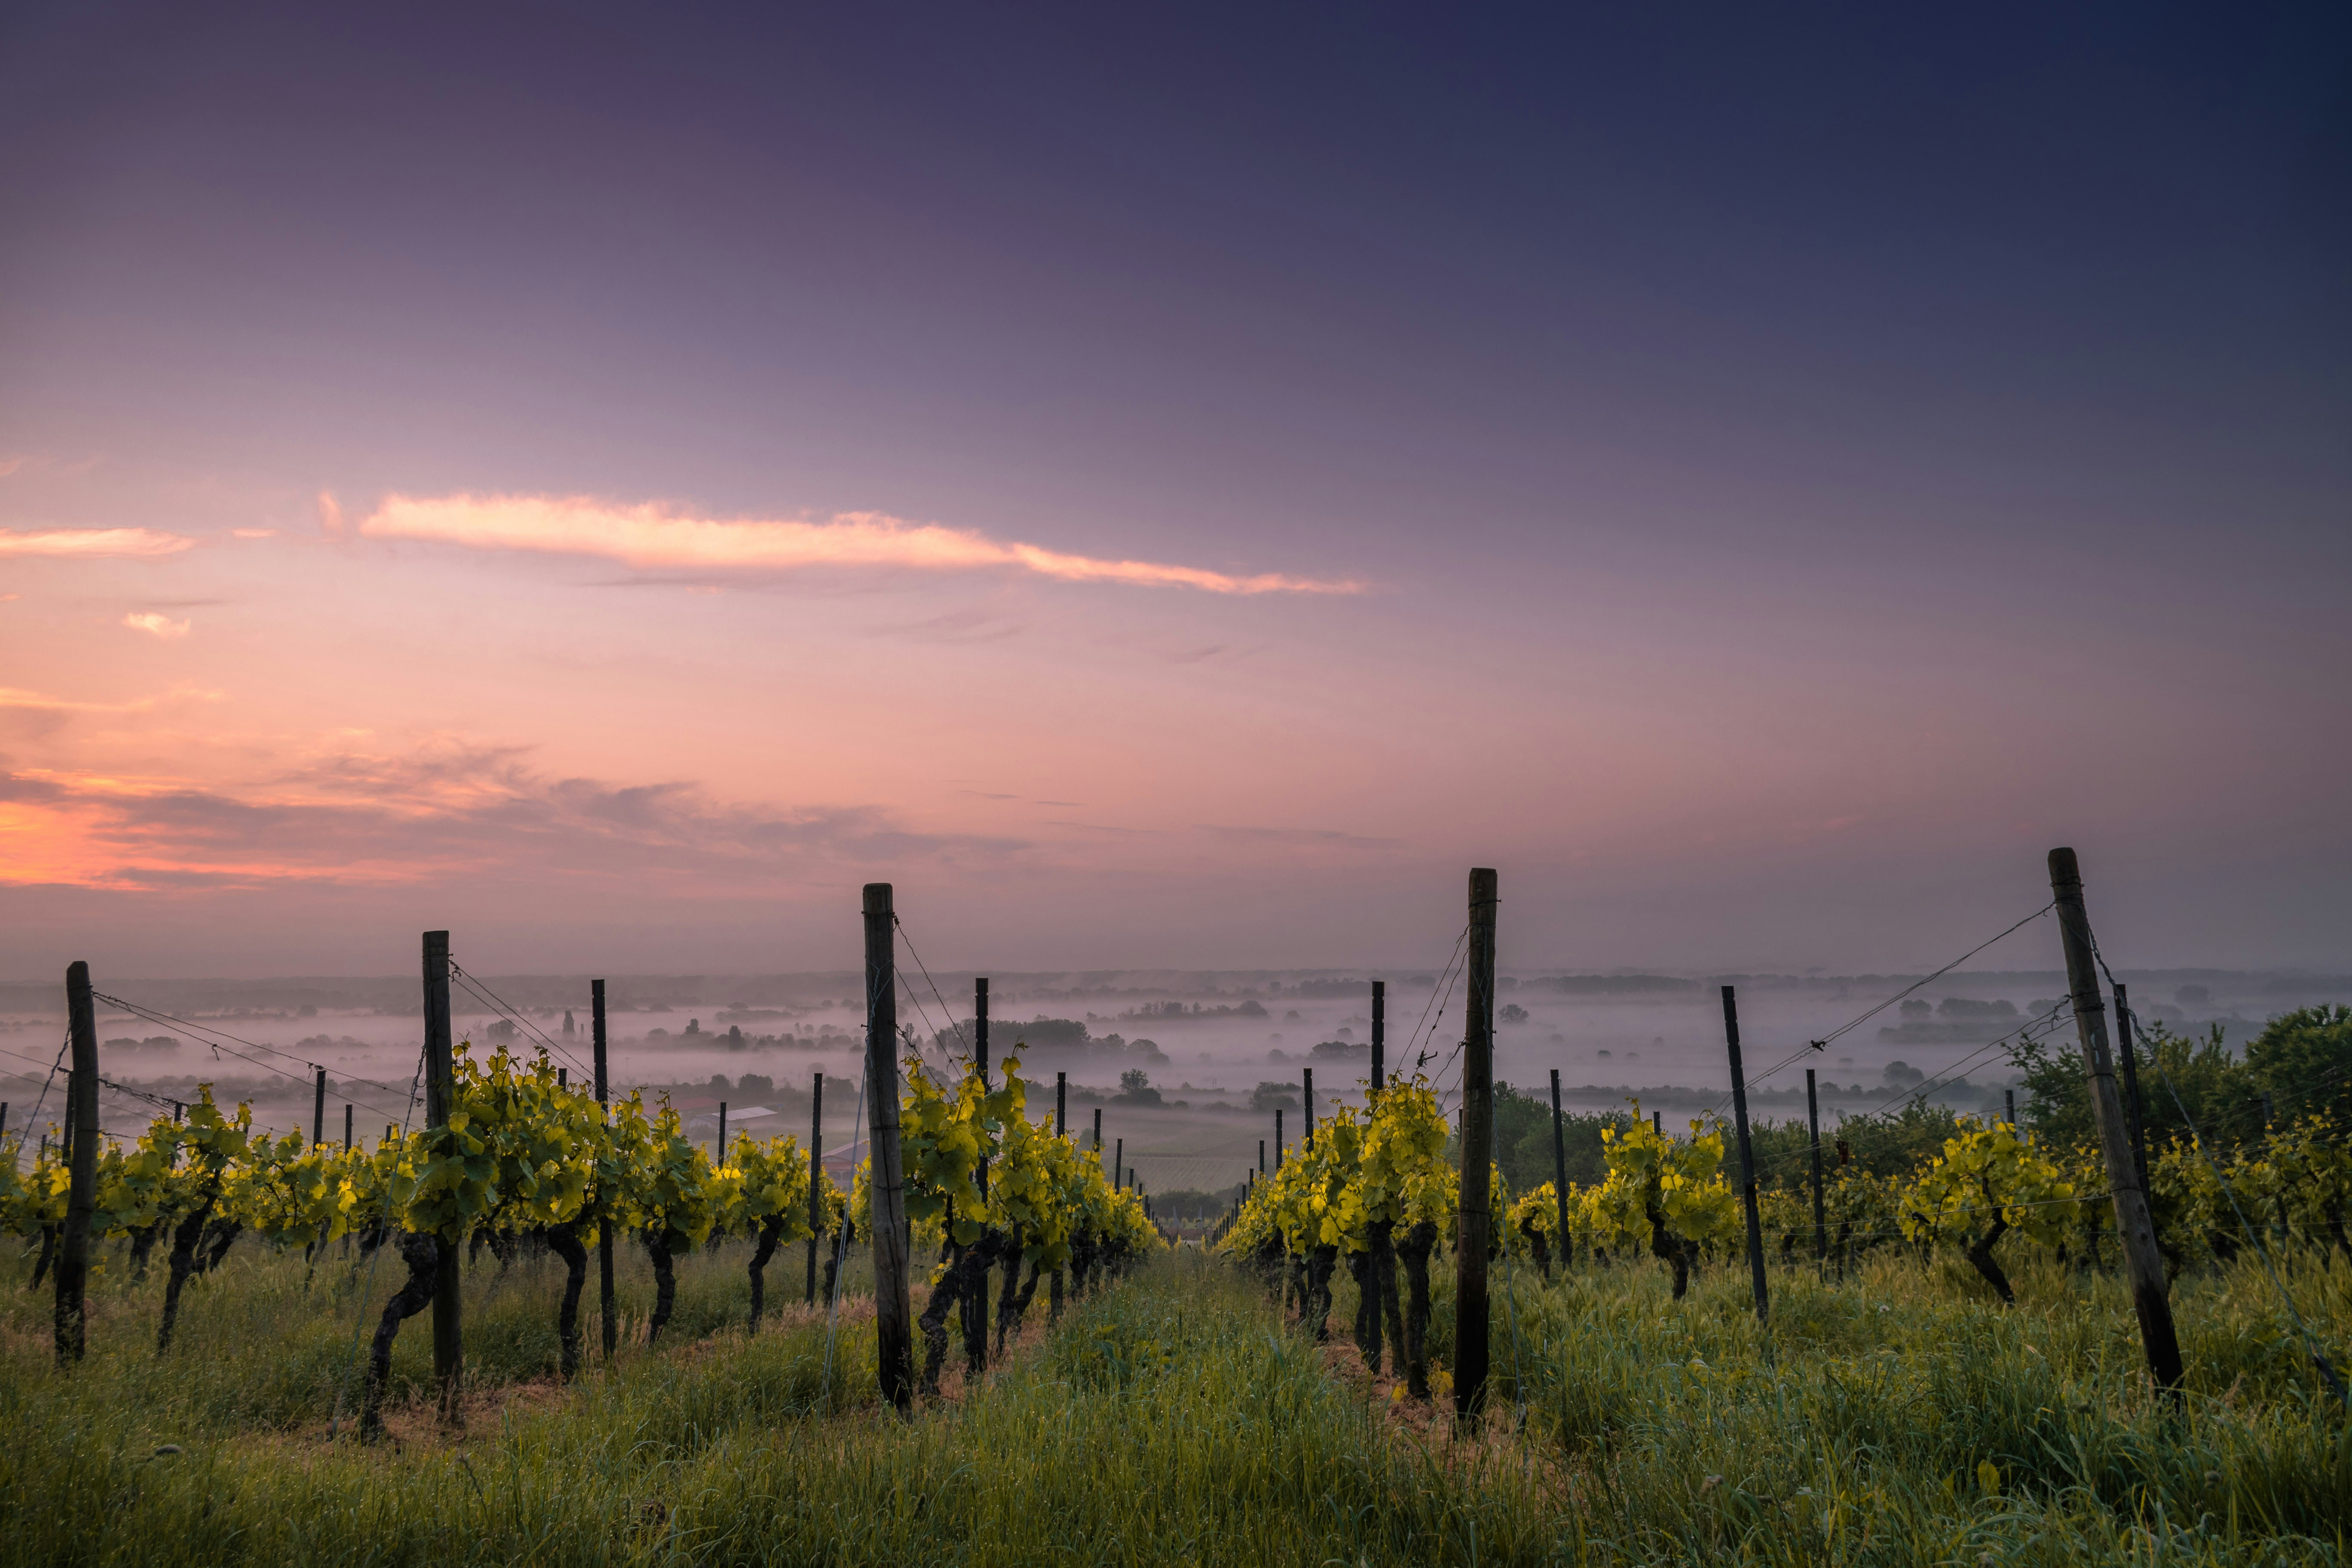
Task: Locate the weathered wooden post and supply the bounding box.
[1303,1067,1314,1145]
[2049,848,2183,1395]
[345,1102,354,1152]
[2112,981,2151,1191]
[1259,1138,1266,1174]
[1115,1137,1124,1190]
[1455,866,1498,1423]
[313,1067,328,1150]
[1273,1110,1283,1170]
[806,1070,824,1306]
[1550,1068,1571,1264]
[56,961,98,1363]
[594,978,616,1360]
[2005,1089,2016,1128]
[1056,1071,1067,1138]
[1807,1069,1827,1271]
[863,883,913,1411]
[974,977,991,1200]
[423,931,462,1415]
[1722,986,1768,1322]
[978,983,1003,1331]
[974,978,990,1084]
[1370,980,1386,1094]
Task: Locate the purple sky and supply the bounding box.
[1,3,2346,978]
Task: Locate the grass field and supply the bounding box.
[2,1228,2346,1564]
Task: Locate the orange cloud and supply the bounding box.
[356,493,1363,595]
[0,527,196,558]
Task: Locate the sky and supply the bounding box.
[1,3,2347,980]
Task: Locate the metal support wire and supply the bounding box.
[892,914,974,1067]
[446,961,594,1082]
[1700,902,2058,1119]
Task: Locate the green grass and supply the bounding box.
[1,1228,2346,1564]
[1385,1241,2352,1562]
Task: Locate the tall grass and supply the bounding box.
[1367,1239,2351,1562]
[1,1227,2344,1565]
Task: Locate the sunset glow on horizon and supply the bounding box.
[1,7,2344,981]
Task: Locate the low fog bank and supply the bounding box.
[6,967,2346,1184]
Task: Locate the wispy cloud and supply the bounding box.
[0,743,1029,893]
[0,527,195,559]
[1201,824,1397,850]
[0,685,212,715]
[870,607,1025,643]
[124,612,191,639]
[355,493,1363,596]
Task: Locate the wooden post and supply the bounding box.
[1258,1139,1265,1174]
[1722,987,1769,1321]
[1371,980,1385,1094]
[344,1102,353,1151]
[863,883,913,1411]
[2005,1088,2016,1127]
[312,1066,327,1149]
[1455,866,1498,1423]
[1806,1069,1827,1269]
[717,1102,728,1158]
[974,977,990,1083]
[806,1071,824,1305]
[422,931,462,1412]
[2049,848,2184,1394]
[971,983,997,1315]
[1055,1071,1067,1139]
[1091,1105,1100,1153]
[56,961,98,1363]
[1549,1068,1571,1260]
[2112,981,2151,1190]
[593,979,616,1361]
[1273,1110,1282,1170]
[1652,1111,1662,1136]
[1303,1068,1314,1145]
[1115,1137,1123,1191]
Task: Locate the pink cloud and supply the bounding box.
[0,743,1028,894]
[355,492,1363,595]
[0,527,196,559]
